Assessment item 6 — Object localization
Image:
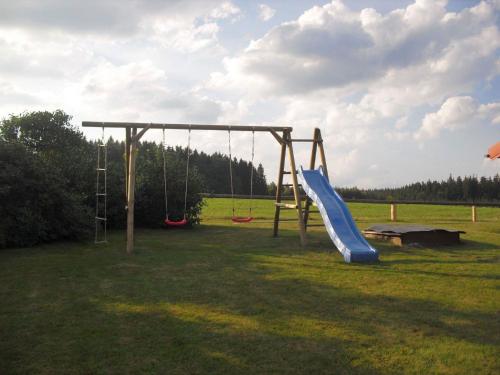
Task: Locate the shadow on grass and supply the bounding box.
[1,224,498,374]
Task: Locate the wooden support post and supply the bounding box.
[472,205,477,223]
[391,203,397,222]
[126,128,137,255]
[125,128,131,203]
[317,129,329,179]
[303,128,319,229]
[285,132,307,246]
[125,125,152,254]
[273,138,287,237]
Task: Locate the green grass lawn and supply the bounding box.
[1,198,499,374]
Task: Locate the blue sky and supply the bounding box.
[0,0,498,187]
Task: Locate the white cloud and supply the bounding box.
[259,4,276,21]
[0,0,235,36]
[0,0,242,54]
[210,1,242,21]
[151,19,222,53]
[80,60,224,122]
[208,0,499,99]
[414,96,500,140]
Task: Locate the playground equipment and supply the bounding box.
[228,130,255,223]
[299,166,379,262]
[162,129,190,226]
[83,121,378,263]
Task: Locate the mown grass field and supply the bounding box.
[0,198,499,374]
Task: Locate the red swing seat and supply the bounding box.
[231,216,254,223]
[164,217,188,227]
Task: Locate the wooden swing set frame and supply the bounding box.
[82,121,328,254]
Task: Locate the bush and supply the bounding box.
[0,141,92,248]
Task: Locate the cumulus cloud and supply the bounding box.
[414,96,500,140]
[0,0,236,35]
[209,1,242,21]
[201,0,500,185]
[0,0,241,54]
[208,0,499,97]
[259,4,276,21]
[81,60,223,122]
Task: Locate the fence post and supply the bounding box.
[390,203,397,221]
[472,205,477,223]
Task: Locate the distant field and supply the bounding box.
[0,198,499,374]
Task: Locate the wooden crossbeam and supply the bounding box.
[83,121,292,132]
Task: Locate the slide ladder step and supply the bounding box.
[275,203,298,209]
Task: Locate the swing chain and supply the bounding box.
[228,129,235,216]
[183,128,191,219]
[163,128,191,221]
[228,129,255,219]
[249,130,255,216]
[162,129,168,220]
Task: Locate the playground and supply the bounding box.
[0,199,498,374]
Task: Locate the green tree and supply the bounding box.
[0,141,91,247]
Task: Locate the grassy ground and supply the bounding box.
[0,198,499,374]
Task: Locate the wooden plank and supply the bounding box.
[391,203,397,222]
[126,128,138,254]
[304,128,319,229]
[132,124,152,142]
[286,132,307,246]
[125,126,154,255]
[82,121,292,132]
[198,193,500,208]
[273,141,287,237]
[200,193,302,200]
[125,128,131,202]
[275,203,298,209]
[317,129,329,180]
[269,129,284,144]
[343,199,500,207]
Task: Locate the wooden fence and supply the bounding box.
[200,193,500,223]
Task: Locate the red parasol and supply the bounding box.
[486,142,500,160]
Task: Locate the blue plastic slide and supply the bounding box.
[298,166,379,263]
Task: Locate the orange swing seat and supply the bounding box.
[164,217,188,227]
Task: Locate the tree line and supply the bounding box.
[338,175,500,202]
